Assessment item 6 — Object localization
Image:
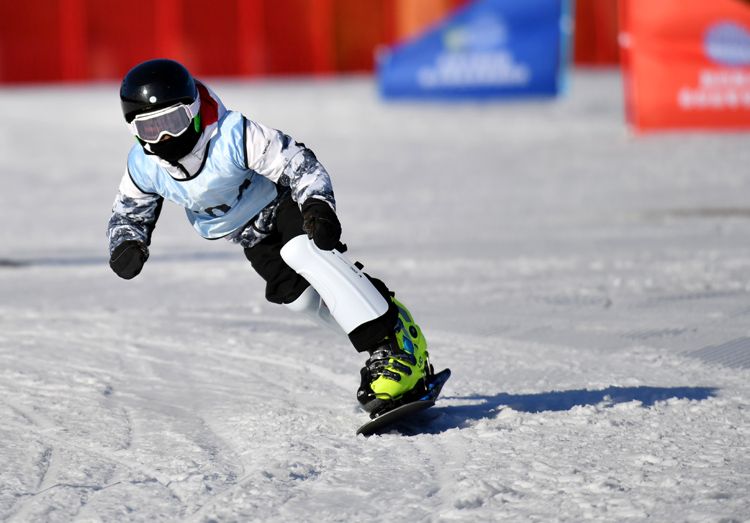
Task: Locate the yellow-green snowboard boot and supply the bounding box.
[357,297,431,413]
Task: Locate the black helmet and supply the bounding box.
[120,59,197,123]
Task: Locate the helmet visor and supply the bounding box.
[130,97,200,143]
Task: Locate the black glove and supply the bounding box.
[109,240,149,280]
[301,200,341,251]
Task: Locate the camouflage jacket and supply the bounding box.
[107,82,335,254]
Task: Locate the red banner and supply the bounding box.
[621,0,750,131]
[0,0,616,84]
[574,0,619,65]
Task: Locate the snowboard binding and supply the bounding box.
[356,367,451,436]
[360,362,436,417]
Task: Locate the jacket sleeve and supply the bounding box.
[107,169,164,255]
[244,118,336,210]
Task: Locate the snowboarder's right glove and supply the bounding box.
[109,240,149,280]
[301,199,341,251]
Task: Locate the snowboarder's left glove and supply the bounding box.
[301,199,341,251]
[109,240,149,280]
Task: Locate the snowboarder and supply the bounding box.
[107,58,434,413]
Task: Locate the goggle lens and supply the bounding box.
[130,98,200,143]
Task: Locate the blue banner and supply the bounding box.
[378,0,572,100]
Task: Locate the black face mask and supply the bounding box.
[142,123,201,163]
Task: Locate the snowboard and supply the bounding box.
[356,368,451,437]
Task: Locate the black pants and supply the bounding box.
[243,195,398,353]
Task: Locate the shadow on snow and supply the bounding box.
[385,385,718,436]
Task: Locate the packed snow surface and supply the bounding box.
[1,71,749,522]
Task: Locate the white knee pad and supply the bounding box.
[280,235,389,334]
[284,285,342,334]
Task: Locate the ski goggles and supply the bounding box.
[129,97,201,143]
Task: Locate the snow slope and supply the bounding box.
[1,71,749,521]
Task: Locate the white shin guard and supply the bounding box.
[280,235,389,334]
